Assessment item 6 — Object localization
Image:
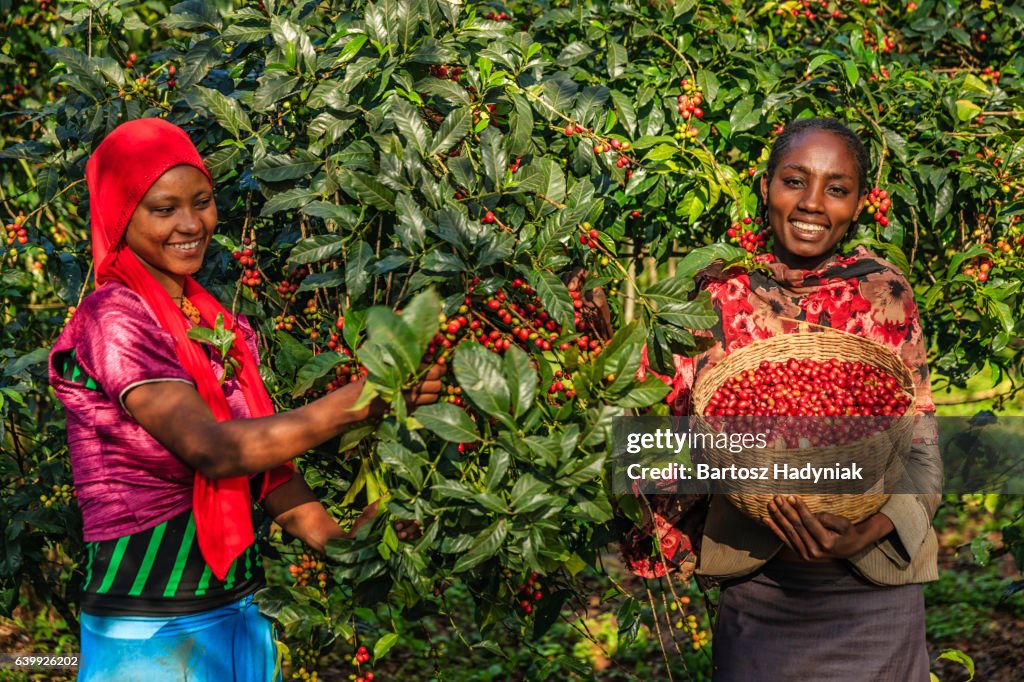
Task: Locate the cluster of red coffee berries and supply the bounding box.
[288,553,327,589]
[579,222,602,249]
[726,217,765,253]
[563,124,634,176]
[705,358,911,418]
[548,368,577,401]
[124,52,138,69]
[425,277,606,360]
[862,28,895,53]
[275,314,297,331]
[868,66,891,82]
[484,10,511,21]
[231,239,262,287]
[980,65,1001,86]
[515,572,543,615]
[166,64,177,89]
[428,64,463,81]
[865,187,891,228]
[481,210,497,225]
[4,220,27,246]
[962,257,993,283]
[677,79,704,120]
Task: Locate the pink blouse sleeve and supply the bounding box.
[71,285,193,412]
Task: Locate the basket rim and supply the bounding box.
[691,328,918,416]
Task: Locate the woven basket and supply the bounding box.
[691,324,917,523]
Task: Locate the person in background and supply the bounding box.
[49,117,443,681]
[628,117,941,681]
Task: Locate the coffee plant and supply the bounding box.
[3,0,1023,676]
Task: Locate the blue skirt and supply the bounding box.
[79,594,283,682]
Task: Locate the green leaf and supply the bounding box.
[287,235,346,266]
[395,193,430,250]
[528,270,575,332]
[261,188,319,217]
[194,86,253,138]
[479,127,508,190]
[204,146,243,178]
[413,403,479,443]
[675,243,747,279]
[302,202,359,227]
[610,90,638,136]
[843,59,860,87]
[503,345,537,418]
[253,152,321,182]
[937,650,974,681]
[508,93,534,156]
[399,288,442,353]
[220,24,271,42]
[335,170,396,211]
[453,343,511,418]
[511,474,551,514]
[696,69,720,104]
[292,352,344,397]
[955,99,983,122]
[933,182,955,224]
[346,240,374,300]
[606,42,628,79]
[805,53,838,75]
[453,519,507,573]
[643,274,694,306]
[271,17,317,74]
[556,42,593,67]
[163,0,222,30]
[729,96,759,133]
[177,38,222,90]
[483,449,511,491]
[656,297,718,330]
[389,96,431,155]
[610,375,671,408]
[359,307,420,393]
[430,107,471,156]
[373,633,400,662]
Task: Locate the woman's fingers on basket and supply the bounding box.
[769,496,822,559]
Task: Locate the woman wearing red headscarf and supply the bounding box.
[48,118,443,681]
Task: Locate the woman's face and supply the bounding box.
[124,165,216,296]
[761,130,867,270]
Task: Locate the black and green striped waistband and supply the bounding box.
[80,509,264,617]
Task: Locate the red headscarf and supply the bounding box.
[87,118,292,580]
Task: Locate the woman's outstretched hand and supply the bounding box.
[344,498,422,541]
[763,495,895,561]
[365,361,447,418]
[564,267,613,341]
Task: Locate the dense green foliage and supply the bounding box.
[2,0,1023,678]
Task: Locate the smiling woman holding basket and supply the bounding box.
[631,118,942,681]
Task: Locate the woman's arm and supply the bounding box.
[124,366,444,479]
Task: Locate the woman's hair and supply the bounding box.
[760,117,872,242]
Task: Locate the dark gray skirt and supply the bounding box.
[712,559,929,682]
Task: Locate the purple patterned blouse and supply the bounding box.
[48,283,261,542]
